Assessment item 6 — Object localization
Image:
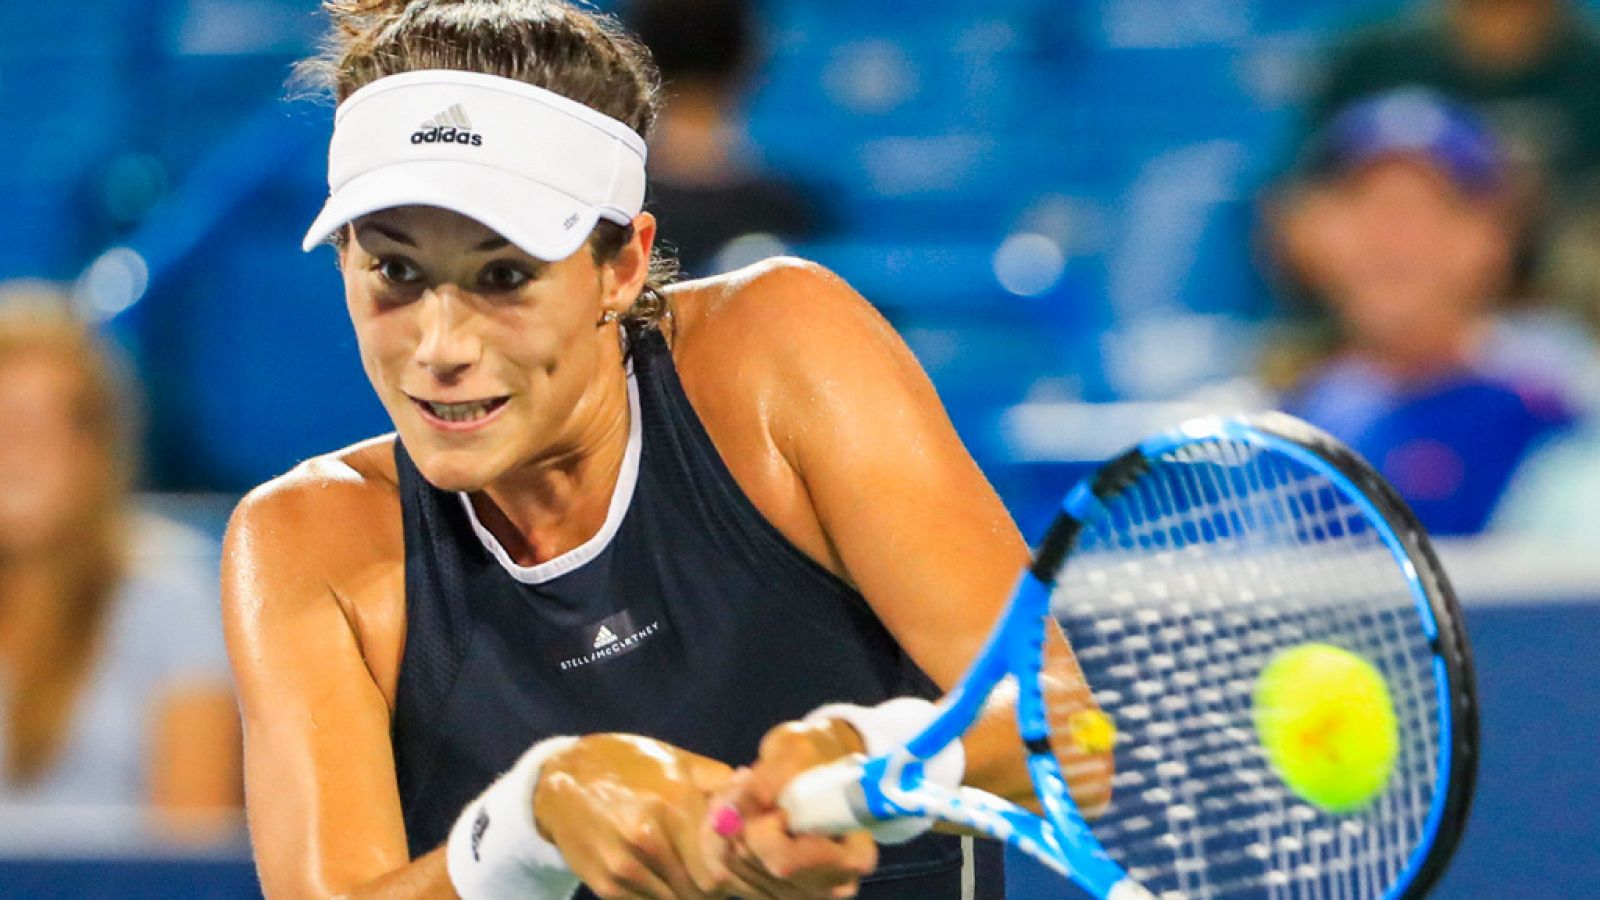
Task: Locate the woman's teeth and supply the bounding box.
[424,399,501,422]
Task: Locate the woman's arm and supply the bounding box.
[222,469,430,899]
[713,260,1110,816]
[224,458,851,900]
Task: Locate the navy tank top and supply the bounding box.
[391,327,1003,898]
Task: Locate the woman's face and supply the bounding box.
[0,352,100,555]
[341,205,649,492]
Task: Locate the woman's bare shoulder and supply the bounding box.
[660,259,925,580]
[224,434,405,596]
[667,257,891,385]
[232,434,399,521]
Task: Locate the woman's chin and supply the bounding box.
[407,445,500,494]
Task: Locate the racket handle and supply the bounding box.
[778,758,871,835]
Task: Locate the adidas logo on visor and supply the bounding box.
[411,104,483,146]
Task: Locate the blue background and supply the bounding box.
[3,0,1598,896]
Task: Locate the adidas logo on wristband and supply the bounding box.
[411,104,484,147]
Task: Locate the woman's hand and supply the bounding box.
[534,733,732,898]
[705,719,878,899]
[535,733,783,899]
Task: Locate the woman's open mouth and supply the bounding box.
[409,395,511,430]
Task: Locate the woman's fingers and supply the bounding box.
[745,720,858,811]
[698,769,789,899]
[721,839,815,899]
[703,768,871,900]
[699,720,881,899]
[536,734,741,899]
[740,812,877,898]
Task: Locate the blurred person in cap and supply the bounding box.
[1269,88,1574,536]
[1305,0,1600,305]
[623,0,822,276]
[0,283,239,841]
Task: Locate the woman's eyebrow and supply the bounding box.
[356,222,415,247]
[474,235,511,252]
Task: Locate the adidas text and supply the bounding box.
[411,126,483,147]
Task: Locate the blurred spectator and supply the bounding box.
[1305,0,1600,302]
[0,284,240,844]
[1493,272,1600,542]
[625,0,822,276]
[1491,418,1600,541]
[1270,90,1573,536]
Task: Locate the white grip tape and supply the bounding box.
[795,697,966,844]
[778,756,934,845]
[446,736,583,900]
[779,757,870,835]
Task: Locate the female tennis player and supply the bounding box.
[222,2,1106,897]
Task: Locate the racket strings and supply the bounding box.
[1153,445,1433,900]
[1239,451,1442,900]
[1049,438,1442,899]
[1218,446,1429,898]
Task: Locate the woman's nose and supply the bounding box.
[414,288,481,380]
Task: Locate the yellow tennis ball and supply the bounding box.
[1252,643,1399,813]
[1065,708,1116,754]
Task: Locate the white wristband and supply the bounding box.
[446,736,583,900]
[804,697,965,844]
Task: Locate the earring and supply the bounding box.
[599,310,619,326]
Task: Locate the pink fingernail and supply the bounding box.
[712,805,744,839]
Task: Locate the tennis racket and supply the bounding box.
[779,411,1477,899]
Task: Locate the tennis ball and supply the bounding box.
[1065,709,1116,754]
[1252,643,1399,813]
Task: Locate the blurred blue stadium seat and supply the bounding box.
[0,0,1421,488]
[6,6,1600,899]
[141,228,390,490]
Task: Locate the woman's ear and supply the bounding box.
[600,213,657,315]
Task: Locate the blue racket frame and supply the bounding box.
[833,412,1476,900]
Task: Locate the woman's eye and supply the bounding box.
[480,264,531,291]
[375,257,423,284]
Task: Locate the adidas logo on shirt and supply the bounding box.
[557,611,662,671]
[411,104,483,146]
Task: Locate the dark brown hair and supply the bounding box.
[0,285,130,785]
[298,0,677,331]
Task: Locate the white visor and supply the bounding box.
[302,69,647,261]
